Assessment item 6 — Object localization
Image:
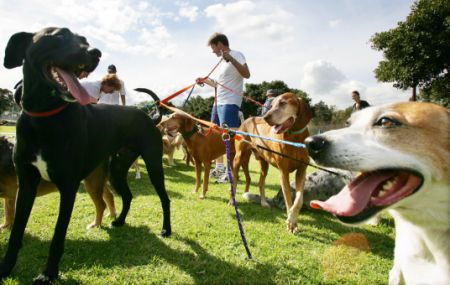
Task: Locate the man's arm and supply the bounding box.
[222,51,250,79]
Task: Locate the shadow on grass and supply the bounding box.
[2,226,293,285]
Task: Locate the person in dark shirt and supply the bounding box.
[351,90,370,112]
[260,89,276,116]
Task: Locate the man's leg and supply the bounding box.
[217,104,240,183]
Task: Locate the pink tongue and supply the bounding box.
[271,117,293,134]
[310,173,393,216]
[55,67,96,105]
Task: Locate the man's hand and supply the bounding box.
[222,50,234,62]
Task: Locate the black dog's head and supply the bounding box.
[4,27,101,107]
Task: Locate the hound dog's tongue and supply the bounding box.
[271,117,295,134]
[310,170,421,217]
[55,67,96,105]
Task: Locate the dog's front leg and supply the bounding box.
[280,171,296,233]
[0,165,40,279]
[288,167,307,232]
[201,162,211,199]
[193,160,202,194]
[34,185,78,284]
[1,195,16,229]
[258,159,270,208]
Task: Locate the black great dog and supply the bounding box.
[1,27,171,284]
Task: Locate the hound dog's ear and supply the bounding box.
[4,32,33,69]
[297,97,313,125]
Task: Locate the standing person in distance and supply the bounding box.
[351,90,370,113]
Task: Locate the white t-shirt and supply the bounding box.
[216,50,246,106]
[81,79,126,105]
[81,80,102,99]
[98,79,126,105]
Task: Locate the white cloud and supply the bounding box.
[302,60,347,95]
[301,60,410,109]
[204,1,294,42]
[178,4,199,22]
[329,19,341,29]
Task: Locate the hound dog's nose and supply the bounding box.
[305,136,328,158]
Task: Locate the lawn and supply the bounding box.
[0,147,395,285]
[0,126,15,135]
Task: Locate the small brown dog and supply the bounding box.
[157,117,185,166]
[159,112,234,199]
[162,132,183,166]
[233,92,311,233]
[0,136,116,229]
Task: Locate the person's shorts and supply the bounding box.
[211,104,240,128]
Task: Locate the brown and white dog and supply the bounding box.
[159,112,233,199]
[233,92,312,233]
[157,117,184,166]
[305,102,450,285]
[0,136,116,230]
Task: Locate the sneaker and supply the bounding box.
[135,172,141,180]
[216,172,229,183]
[210,166,225,179]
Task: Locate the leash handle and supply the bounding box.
[223,136,253,260]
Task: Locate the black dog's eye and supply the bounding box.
[375,117,401,128]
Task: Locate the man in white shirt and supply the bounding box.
[196,32,250,182]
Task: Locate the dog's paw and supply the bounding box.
[111,219,125,227]
[261,199,271,208]
[33,273,56,285]
[160,228,172,237]
[0,260,14,279]
[199,194,205,199]
[107,212,117,219]
[86,221,100,230]
[286,216,298,233]
[0,223,11,230]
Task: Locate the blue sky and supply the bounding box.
[0,0,415,108]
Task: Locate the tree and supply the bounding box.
[331,107,353,126]
[370,0,450,101]
[182,96,215,121]
[311,101,334,125]
[0,88,15,116]
[242,80,310,118]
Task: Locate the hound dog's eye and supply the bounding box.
[375,117,401,128]
[278,101,286,106]
[345,120,350,126]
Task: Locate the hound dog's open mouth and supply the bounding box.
[271,116,295,134]
[47,65,94,105]
[310,169,423,223]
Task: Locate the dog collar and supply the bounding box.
[182,126,199,139]
[23,103,69,118]
[287,126,308,135]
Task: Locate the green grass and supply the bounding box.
[0,126,15,135]
[0,150,395,285]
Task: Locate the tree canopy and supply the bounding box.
[0,88,15,116]
[370,0,450,102]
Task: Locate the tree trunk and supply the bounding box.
[410,85,417,101]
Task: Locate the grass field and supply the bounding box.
[0,144,395,285]
[0,126,15,135]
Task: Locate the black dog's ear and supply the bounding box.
[4,32,33,69]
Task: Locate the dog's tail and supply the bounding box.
[134,88,162,125]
